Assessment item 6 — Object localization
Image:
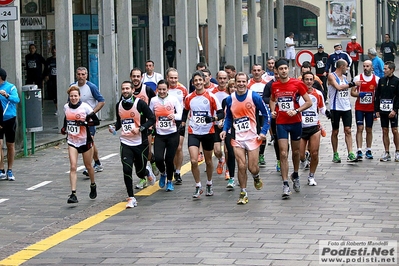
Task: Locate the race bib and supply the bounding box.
[339,90,349,98]
[302,111,316,125]
[380,99,393,111]
[350,51,356,57]
[384,47,392,53]
[193,111,208,125]
[157,116,173,129]
[67,121,80,135]
[51,68,57,76]
[121,119,135,133]
[278,96,294,111]
[28,60,37,69]
[359,92,373,104]
[234,117,250,133]
[316,61,325,68]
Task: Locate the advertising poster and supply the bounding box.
[326,0,357,39]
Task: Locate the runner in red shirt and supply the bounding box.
[269,59,312,199]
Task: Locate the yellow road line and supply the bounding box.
[0,159,202,266]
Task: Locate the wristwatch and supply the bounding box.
[139,126,145,132]
[295,109,299,113]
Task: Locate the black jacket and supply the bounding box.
[374,75,399,113]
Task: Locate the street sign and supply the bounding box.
[0,6,17,21]
[0,21,8,41]
[0,0,14,6]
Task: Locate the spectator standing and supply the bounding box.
[44,46,57,115]
[73,67,105,176]
[164,34,176,68]
[368,48,384,78]
[314,44,329,92]
[380,34,397,62]
[25,44,45,89]
[0,68,20,181]
[324,43,352,74]
[346,36,363,80]
[285,32,296,71]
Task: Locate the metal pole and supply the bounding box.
[31,132,35,155]
[22,91,27,157]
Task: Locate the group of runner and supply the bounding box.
[62,55,399,207]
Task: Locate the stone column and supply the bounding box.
[268,0,275,57]
[235,0,243,71]
[247,0,257,64]
[188,0,199,78]
[207,0,219,75]
[116,0,133,96]
[148,0,164,76]
[260,0,269,67]
[225,0,237,67]
[276,0,285,56]
[175,0,189,87]
[55,1,74,131]
[98,0,117,120]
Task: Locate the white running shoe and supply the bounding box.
[126,197,137,208]
[308,177,317,186]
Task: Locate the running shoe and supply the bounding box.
[146,165,156,185]
[7,170,15,181]
[308,177,317,186]
[347,152,358,162]
[300,160,307,169]
[226,178,235,189]
[282,185,291,199]
[304,160,310,170]
[258,154,266,168]
[356,150,363,160]
[268,139,274,146]
[380,152,391,162]
[395,151,399,162]
[151,162,160,176]
[276,160,281,172]
[332,152,341,163]
[135,178,148,189]
[83,163,103,176]
[89,183,97,199]
[159,173,167,188]
[206,184,214,196]
[237,192,248,205]
[94,163,104,172]
[305,151,310,161]
[174,172,182,185]
[365,150,373,159]
[0,170,6,180]
[216,159,225,175]
[253,175,263,190]
[67,193,78,204]
[166,181,174,191]
[291,174,300,192]
[198,153,204,162]
[224,170,230,180]
[126,197,137,208]
[192,186,203,198]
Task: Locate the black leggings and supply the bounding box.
[120,142,149,197]
[271,118,280,160]
[225,133,236,178]
[154,132,179,181]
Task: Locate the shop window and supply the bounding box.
[284,6,318,48]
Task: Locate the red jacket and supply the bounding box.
[346,42,363,61]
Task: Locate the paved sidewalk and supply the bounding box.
[0,112,398,265]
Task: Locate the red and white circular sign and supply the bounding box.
[0,0,14,6]
[296,50,314,67]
